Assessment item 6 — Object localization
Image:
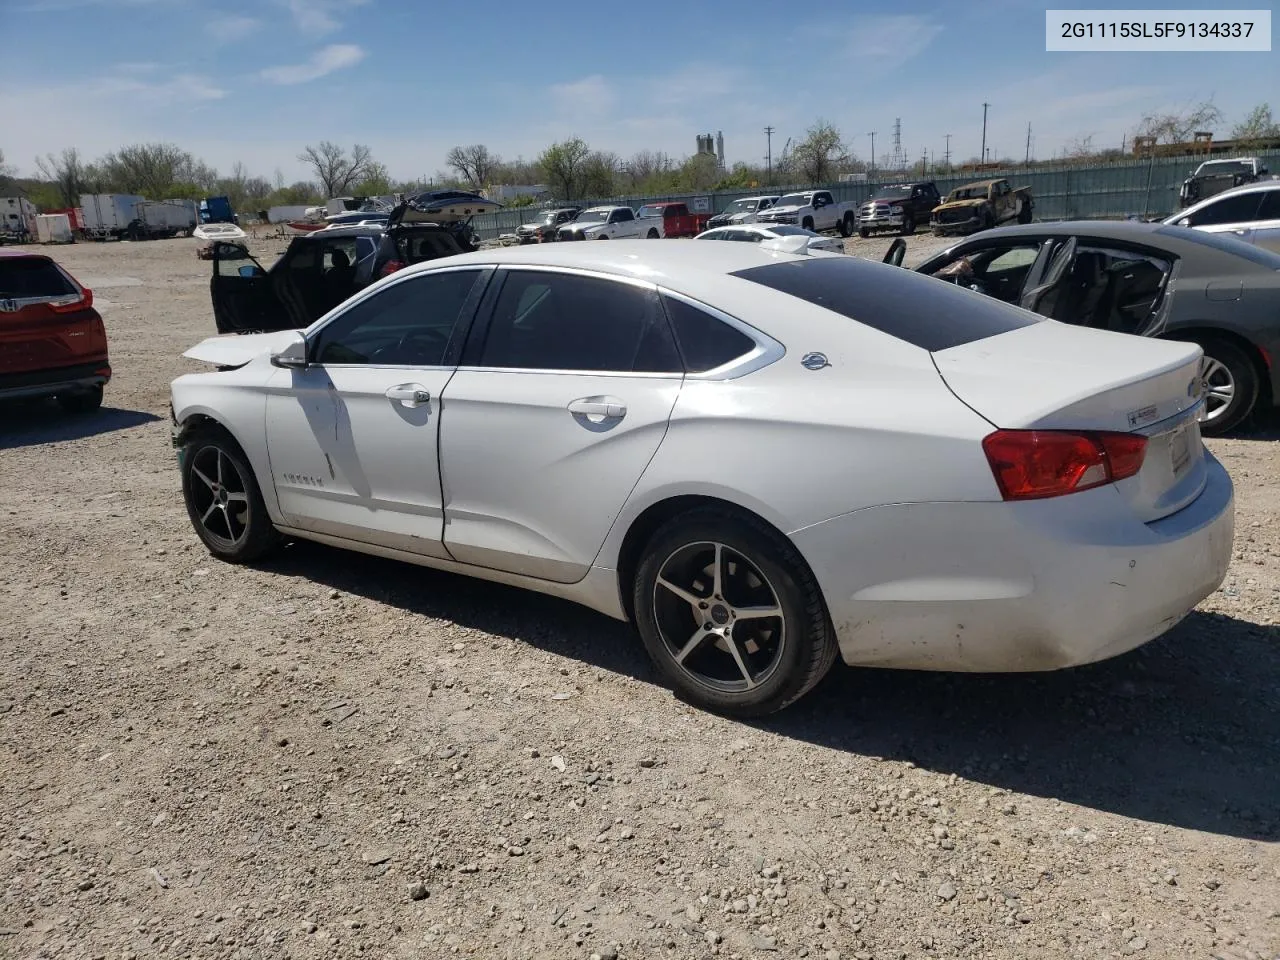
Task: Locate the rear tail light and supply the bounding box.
[49,288,93,313]
[378,260,406,279]
[982,429,1148,501]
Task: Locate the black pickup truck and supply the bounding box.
[857,181,941,237]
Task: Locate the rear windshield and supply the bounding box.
[0,257,78,298]
[1155,225,1280,268]
[730,256,1041,352]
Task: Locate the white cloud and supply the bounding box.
[260,44,366,85]
[207,16,260,43]
[282,0,369,37]
[99,72,226,104]
[841,15,943,60]
[549,75,617,117]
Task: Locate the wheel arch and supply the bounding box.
[1161,325,1274,407]
[613,493,819,624]
[174,405,284,521]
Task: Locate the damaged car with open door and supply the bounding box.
[905,221,1280,436]
[209,192,495,334]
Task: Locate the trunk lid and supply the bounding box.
[933,321,1208,522]
[0,256,107,375]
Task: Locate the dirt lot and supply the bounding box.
[1,235,1277,960]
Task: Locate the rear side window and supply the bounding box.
[1184,192,1263,226]
[662,296,756,372]
[1156,225,1280,267]
[477,271,681,373]
[0,257,77,298]
[1255,189,1280,220]
[731,256,1041,352]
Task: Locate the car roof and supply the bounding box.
[1174,177,1279,210]
[0,249,50,259]
[954,179,999,189]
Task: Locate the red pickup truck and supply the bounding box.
[635,201,711,238]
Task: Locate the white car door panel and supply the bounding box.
[439,371,680,581]
[439,268,685,583]
[264,268,487,556]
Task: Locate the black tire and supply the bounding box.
[981,207,995,231]
[858,226,870,239]
[632,508,837,717]
[801,217,814,232]
[57,384,103,414]
[933,227,945,237]
[901,214,915,236]
[839,213,855,238]
[1017,202,1033,225]
[181,425,281,563]
[646,228,660,239]
[1190,336,1258,437]
[596,234,609,240]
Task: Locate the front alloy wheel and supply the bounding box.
[181,430,280,561]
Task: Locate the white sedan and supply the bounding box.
[696,223,846,254]
[171,239,1234,716]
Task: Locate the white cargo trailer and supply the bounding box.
[80,194,144,239]
[137,199,198,238]
[34,213,74,244]
[267,204,312,223]
[1,196,37,240]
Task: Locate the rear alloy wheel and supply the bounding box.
[181,429,280,562]
[901,214,915,236]
[1194,338,1258,436]
[57,384,103,414]
[633,510,836,717]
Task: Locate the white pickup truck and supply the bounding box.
[755,189,858,237]
[556,206,644,240]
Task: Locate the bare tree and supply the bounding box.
[298,141,375,197]
[445,144,500,190]
[582,151,620,197]
[92,143,212,197]
[37,148,94,205]
[1231,102,1280,141]
[537,138,592,200]
[1,148,17,192]
[1135,99,1223,145]
[791,121,848,185]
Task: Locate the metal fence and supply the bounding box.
[468,149,1280,241]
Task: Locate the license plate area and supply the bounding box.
[1167,421,1192,476]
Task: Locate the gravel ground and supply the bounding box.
[1,234,1277,960]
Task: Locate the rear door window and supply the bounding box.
[476,271,681,373]
[1255,189,1280,220]
[731,256,1041,351]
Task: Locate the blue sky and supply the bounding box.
[1,0,1273,183]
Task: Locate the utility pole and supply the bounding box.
[868,131,877,176]
[981,102,990,166]
[764,126,774,185]
[1025,122,1032,165]
[943,133,952,170]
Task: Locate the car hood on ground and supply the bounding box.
[183,330,300,368]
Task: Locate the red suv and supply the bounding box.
[0,251,109,413]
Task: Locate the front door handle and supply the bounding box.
[385,383,431,408]
[567,396,626,421]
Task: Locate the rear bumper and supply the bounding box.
[791,453,1234,672]
[0,361,111,400]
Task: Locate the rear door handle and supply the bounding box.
[567,396,626,420]
[385,383,431,408]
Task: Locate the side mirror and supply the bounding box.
[270,331,309,369]
[238,264,261,278]
[1177,217,1191,227]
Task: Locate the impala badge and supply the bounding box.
[801,352,830,371]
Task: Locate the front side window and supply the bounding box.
[477,271,681,373]
[312,269,482,365]
[611,208,634,222]
[1185,192,1264,226]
